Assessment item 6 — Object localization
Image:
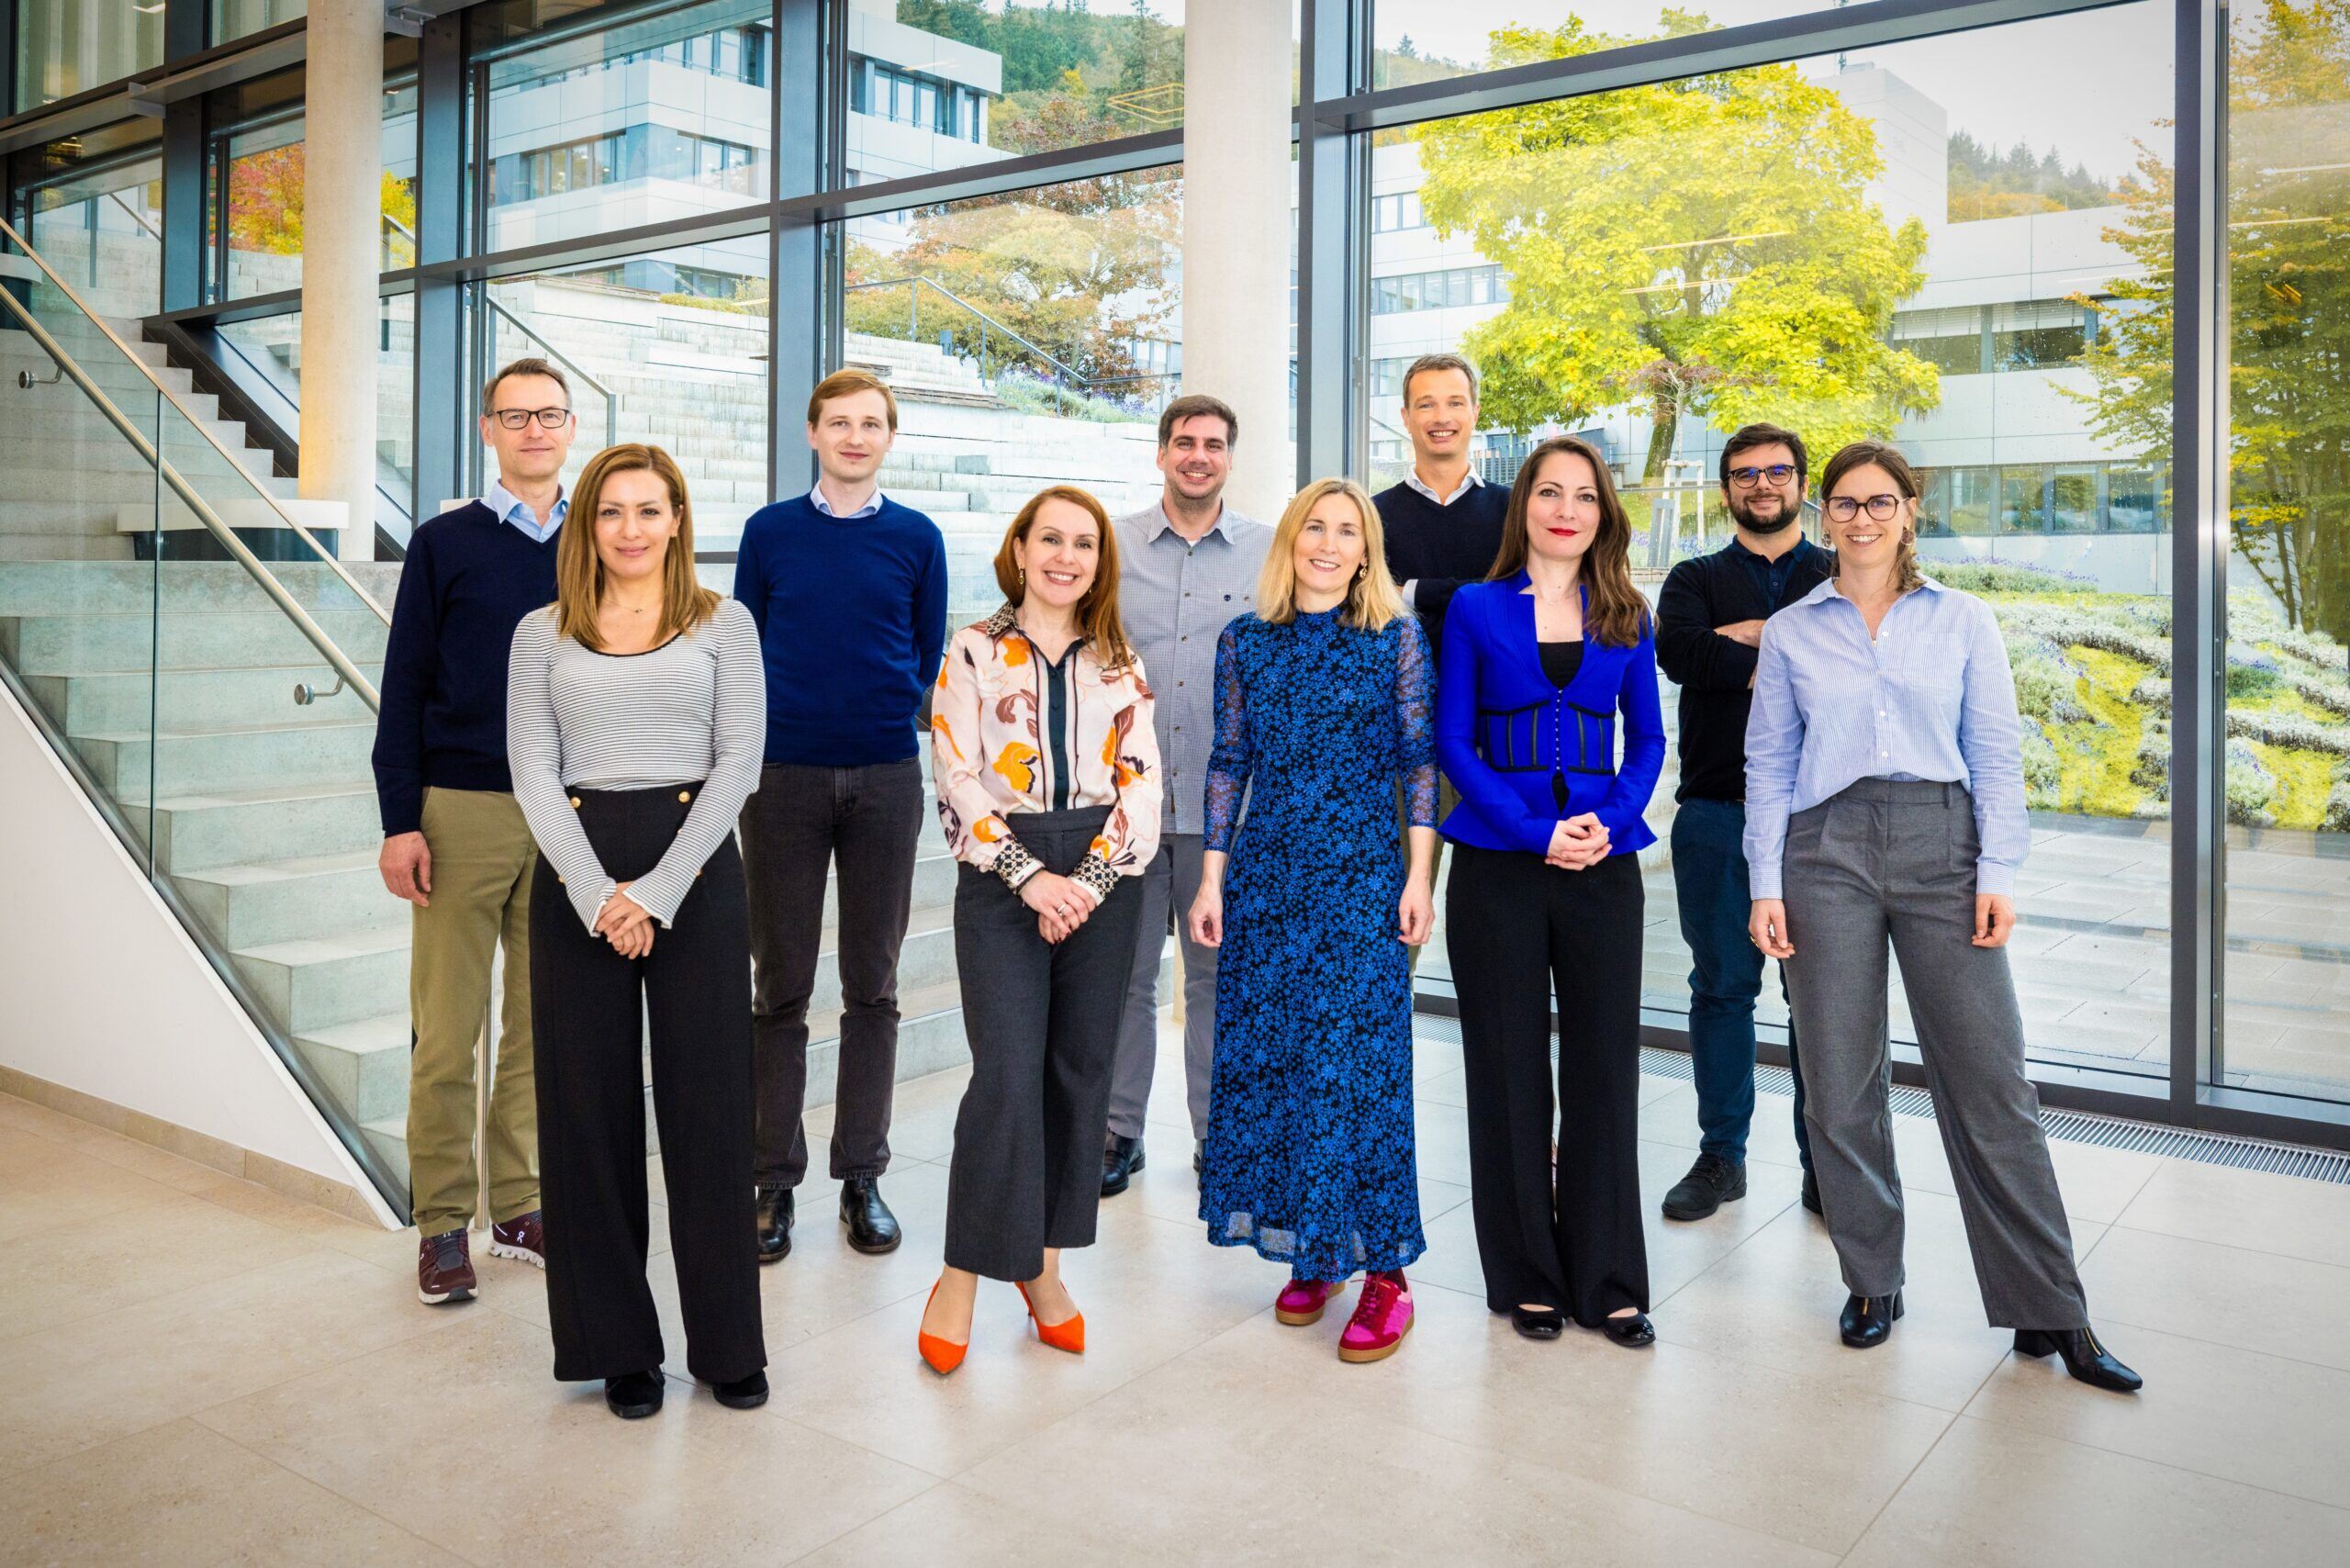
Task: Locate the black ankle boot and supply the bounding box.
[2014,1327,2143,1393]
[755,1185,793,1264]
[604,1369,665,1419]
[840,1176,901,1253]
[1840,1292,1903,1349]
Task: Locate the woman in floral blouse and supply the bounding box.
[918,485,1161,1374]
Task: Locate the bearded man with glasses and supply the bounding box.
[373,356,576,1306]
[1651,422,1831,1224]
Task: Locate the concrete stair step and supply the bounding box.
[296,1013,413,1126]
[72,715,375,795]
[143,779,383,872]
[232,920,410,1034]
[174,848,388,949]
[0,609,391,674]
[0,560,400,617]
[23,660,381,734]
[0,533,132,562]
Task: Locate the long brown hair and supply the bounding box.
[1491,435,1651,647]
[991,486,1137,673]
[1818,440,1926,596]
[1256,477,1410,632]
[554,443,719,651]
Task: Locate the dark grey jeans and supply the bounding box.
[740,759,924,1189]
[945,807,1144,1282]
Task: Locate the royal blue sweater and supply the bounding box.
[733,493,949,767]
[371,502,562,837]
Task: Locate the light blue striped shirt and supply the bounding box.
[1742,576,2029,901]
[484,477,566,544]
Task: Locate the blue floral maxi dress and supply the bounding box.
[1197,608,1438,1280]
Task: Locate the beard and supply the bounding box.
[1729,490,1799,534]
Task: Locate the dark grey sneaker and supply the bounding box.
[1661,1152,1747,1221]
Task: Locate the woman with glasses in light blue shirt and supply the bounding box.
[1744,440,2140,1394]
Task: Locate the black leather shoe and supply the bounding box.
[605,1370,664,1419]
[755,1185,793,1264]
[1801,1168,1823,1216]
[839,1176,901,1254]
[1101,1135,1146,1197]
[1510,1305,1566,1341]
[2015,1327,2143,1393]
[712,1369,769,1409]
[1840,1292,1903,1349]
[1661,1152,1746,1221]
[1601,1312,1656,1348]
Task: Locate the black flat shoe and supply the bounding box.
[1661,1152,1746,1221]
[1601,1312,1656,1348]
[604,1370,664,1419]
[1510,1305,1566,1341]
[1840,1292,1903,1349]
[840,1176,902,1253]
[712,1369,769,1409]
[755,1185,793,1264]
[1101,1135,1145,1197]
[2015,1327,2143,1394]
[1800,1169,1823,1216]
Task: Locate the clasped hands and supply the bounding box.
[595,881,656,958]
[1546,812,1609,870]
[1021,870,1096,945]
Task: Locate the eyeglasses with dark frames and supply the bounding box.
[490,407,574,431]
[1823,494,1905,522]
[1727,463,1798,488]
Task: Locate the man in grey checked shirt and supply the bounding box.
[1101,394,1273,1196]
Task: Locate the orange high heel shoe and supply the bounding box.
[1015,1280,1086,1354]
[918,1282,968,1375]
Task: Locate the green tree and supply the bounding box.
[1413,12,1938,489]
[2075,0,2350,639]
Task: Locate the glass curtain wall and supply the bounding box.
[12,0,162,112]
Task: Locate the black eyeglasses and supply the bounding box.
[1727,464,1798,488]
[1824,494,1905,521]
[490,407,573,431]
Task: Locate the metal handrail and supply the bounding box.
[0,282,382,712]
[105,189,163,241]
[0,215,390,627]
[484,296,618,450]
[846,273,1175,415]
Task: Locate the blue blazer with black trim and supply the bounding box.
[1434,572,1665,858]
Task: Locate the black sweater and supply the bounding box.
[1372,478,1512,667]
[1655,536,1832,804]
[371,502,563,836]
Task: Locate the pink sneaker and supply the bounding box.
[1337,1271,1414,1363]
[1274,1277,1349,1326]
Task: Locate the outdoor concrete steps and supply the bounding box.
[23,659,380,734]
[72,714,376,796]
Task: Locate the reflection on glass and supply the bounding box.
[13,0,163,111]
[481,0,773,254]
[2215,0,2350,1103]
[1365,6,2176,1081]
[483,240,770,553]
[211,75,420,300]
[843,165,1187,617]
[213,0,307,46]
[27,158,164,319]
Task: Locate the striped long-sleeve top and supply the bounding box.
[506,598,767,932]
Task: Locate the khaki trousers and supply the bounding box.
[406,787,540,1236]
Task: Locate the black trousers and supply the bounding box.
[945,807,1144,1282]
[531,786,764,1384]
[740,759,925,1188]
[1447,845,1650,1326]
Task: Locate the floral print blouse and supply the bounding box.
[929,603,1163,903]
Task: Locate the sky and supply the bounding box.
[1370,0,2177,185]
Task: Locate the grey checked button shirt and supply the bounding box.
[1113,500,1273,834]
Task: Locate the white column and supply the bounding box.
[1181,0,1295,524]
[298,0,382,562]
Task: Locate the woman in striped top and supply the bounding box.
[918,486,1161,1373]
[506,442,769,1420]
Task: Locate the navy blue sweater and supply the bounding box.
[371,502,562,836]
[1372,478,1513,668]
[733,493,948,767]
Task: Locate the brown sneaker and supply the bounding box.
[488,1210,545,1270]
[418,1227,476,1305]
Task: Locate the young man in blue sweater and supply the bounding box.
[373,357,574,1306]
[735,369,947,1263]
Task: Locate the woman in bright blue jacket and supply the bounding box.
[1438,433,1665,1347]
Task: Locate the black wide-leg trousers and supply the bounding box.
[945,806,1144,1282]
[530,785,765,1385]
[1447,845,1650,1327]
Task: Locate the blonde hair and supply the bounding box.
[1256,477,1409,632]
[554,443,719,651]
[1819,440,1926,596]
[990,486,1138,674]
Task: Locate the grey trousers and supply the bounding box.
[1781,779,2088,1329]
[1104,834,1217,1142]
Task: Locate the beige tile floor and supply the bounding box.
[5,1024,2350,1567]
